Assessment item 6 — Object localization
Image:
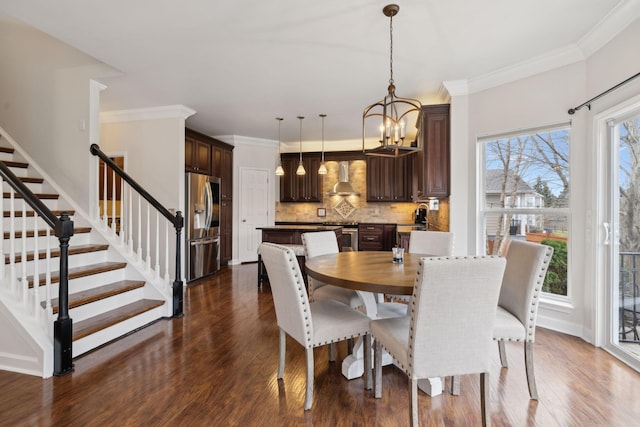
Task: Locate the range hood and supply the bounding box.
[328,161,360,196]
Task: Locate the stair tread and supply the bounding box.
[46,280,147,314]
[73,299,165,341]
[3,192,59,199]
[28,261,127,287]
[7,243,109,264]
[3,209,75,217]
[1,160,28,168]
[3,226,91,239]
[0,146,14,154]
[17,176,44,184]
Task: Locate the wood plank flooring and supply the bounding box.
[1,263,640,426]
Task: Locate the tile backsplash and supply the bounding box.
[275,160,449,230]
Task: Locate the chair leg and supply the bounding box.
[410,378,419,427]
[328,342,336,362]
[278,329,286,379]
[363,334,372,390]
[374,340,382,398]
[304,347,314,410]
[451,375,460,396]
[524,342,538,400]
[498,340,508,368]
[480,372,490,427]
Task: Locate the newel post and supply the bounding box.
[53,212,74,376]
[172,211,184,317]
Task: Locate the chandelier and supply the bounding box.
[362,4,422,157]
[274,117,285,176]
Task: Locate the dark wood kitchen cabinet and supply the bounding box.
[185,136,212,175]
[414,104,450,198]
[366,156,412,202]
[186,128,234,265]
[279,153,323,202]
[358,223,397,251]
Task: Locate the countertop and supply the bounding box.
[257,225,343,232]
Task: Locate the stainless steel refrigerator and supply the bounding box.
[185,173,221,282]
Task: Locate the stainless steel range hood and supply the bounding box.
[328,161,360,196]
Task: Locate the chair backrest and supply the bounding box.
[408,231,454,256]
[498,240,554,341]
[259,242,313,348]
[409,256,506,378]
[301,231,339,259]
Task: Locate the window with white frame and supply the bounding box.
[479,123,570,296]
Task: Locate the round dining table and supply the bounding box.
[305,250,444,396]
[305,251,421,296]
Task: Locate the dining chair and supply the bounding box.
[259,242,372,411]
[371,256,506,427]
[387,230,455,305]
[301,231,363,309]
[493,239,554,400]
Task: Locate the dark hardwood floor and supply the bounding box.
[2,263,640,426]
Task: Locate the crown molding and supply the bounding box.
[578,0,640,58]
[100,105,196,123]
[440,80,469,100]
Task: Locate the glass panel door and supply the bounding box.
[611,116,640,362]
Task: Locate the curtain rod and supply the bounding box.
[568,71,640,115]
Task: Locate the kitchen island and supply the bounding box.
[256,225,343,286]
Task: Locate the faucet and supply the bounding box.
[415,203,429,228]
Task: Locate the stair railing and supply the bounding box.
[0,160,74,376]
[89,144,184,318]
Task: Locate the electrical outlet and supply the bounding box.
[429,199,439,210]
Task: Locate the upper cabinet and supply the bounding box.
[414,104,450,199]
[185,136,212,175]
[279,153,323,202]
[366,155,413,202]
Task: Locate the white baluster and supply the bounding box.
[111,166,116,234]
[102,160,108,227]
[0,179,4,281]
[45,227,52,321]
[9,191,16,294]
[165,221,170,283]
[119,182,125,246]
[33,217,39,319]
[137,195,142,263]
[128,187,133,254]
[146,203,151,272]
[155,211,160,280]
[21,203,27,305]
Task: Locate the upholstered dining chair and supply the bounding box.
[371,256,506,427]
[301,231,363,309]
[493,239,554,400]
[259,242,372,411]
[387,230,455,305]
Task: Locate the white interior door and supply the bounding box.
[239,168,270,262]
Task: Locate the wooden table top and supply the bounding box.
[305,251,422,295]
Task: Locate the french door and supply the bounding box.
[602,106,640,369]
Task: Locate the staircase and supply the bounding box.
[0,137,173,377]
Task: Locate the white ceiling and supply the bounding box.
[2,0,638,145]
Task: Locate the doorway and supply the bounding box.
[598,100,640,370]
[238,168,271,262]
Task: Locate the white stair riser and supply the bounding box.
[7,250,110,277]
[2,181,44,194]
[2,233,93,253]
[72,305,166,357]
[70,287,146,322]
[45,268,129,297]
[2,198,60,214]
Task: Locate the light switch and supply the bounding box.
[429,199,439,210]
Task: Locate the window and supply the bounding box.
[479,123,570,296]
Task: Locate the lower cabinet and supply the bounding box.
[220,200,232,265]
[358,224,397,251]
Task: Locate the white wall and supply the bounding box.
[461,17,640,341]
[0,17,119,207]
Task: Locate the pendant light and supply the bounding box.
[274,117,285,176]
[318,114,328,175]
[296,116,306,175]
[362,4,421,157]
